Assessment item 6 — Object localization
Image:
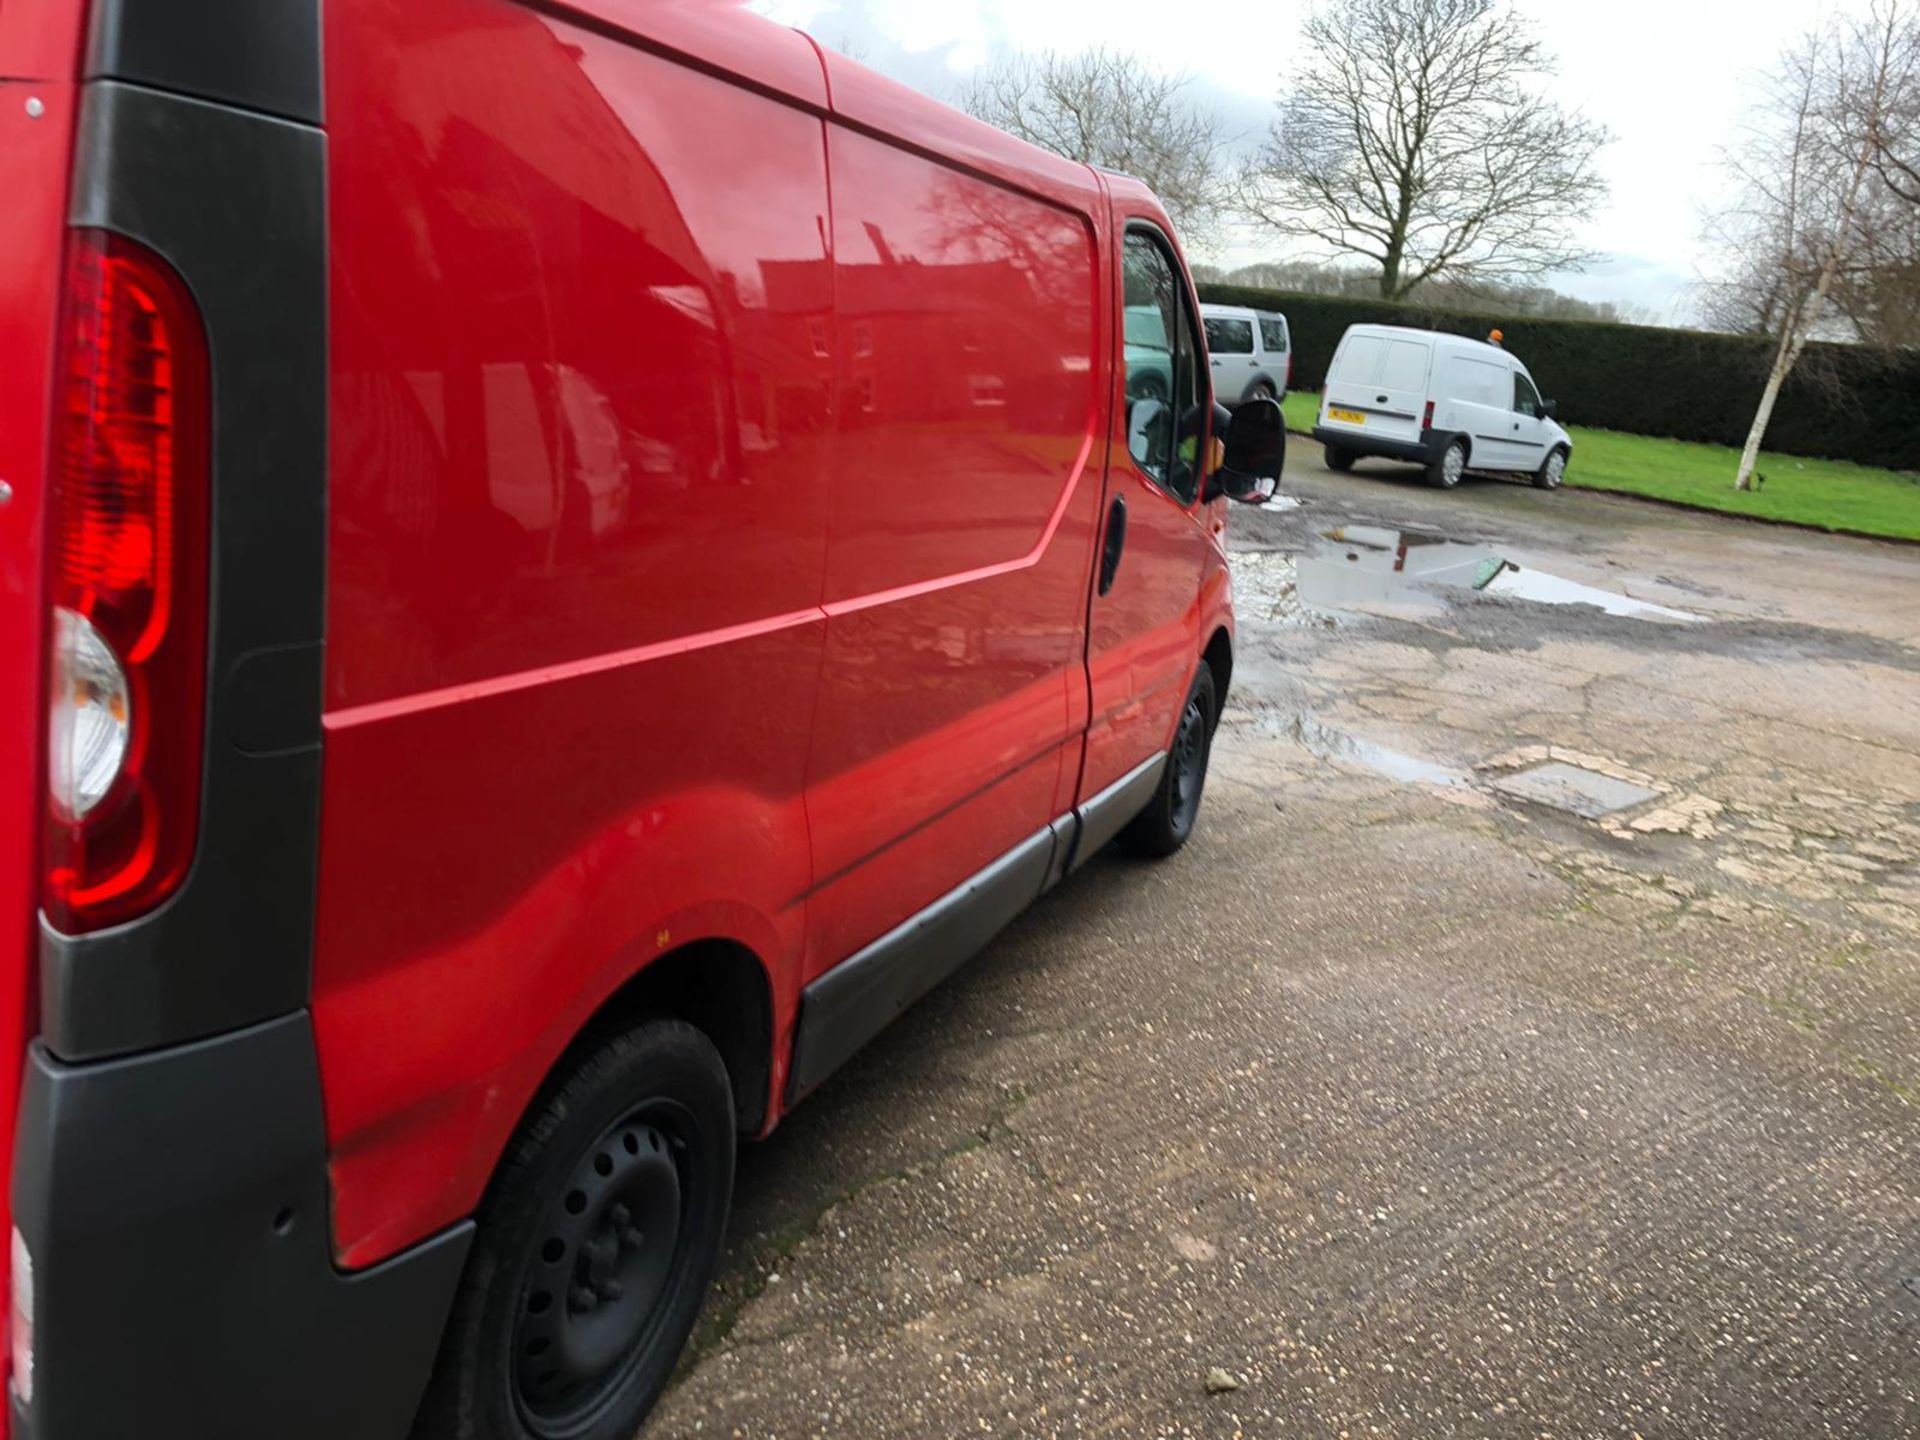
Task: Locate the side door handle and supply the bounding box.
[1098,495,1128,597]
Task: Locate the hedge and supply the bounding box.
[1197,284,1920,472]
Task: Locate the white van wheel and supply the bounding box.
[1535,448,1568,490]
[1429,439,1467,489]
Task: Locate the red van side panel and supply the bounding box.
[314,0,835,1267]
[801,121,1107,981]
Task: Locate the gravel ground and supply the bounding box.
[650,440,1920,1439]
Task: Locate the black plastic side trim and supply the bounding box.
[787,827,1057,1102]
[1069,753,1166,871]
[86,0,322,125]
[10,1015,472,1440]
[43,82,328,1061]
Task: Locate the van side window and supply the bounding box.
[1203,316,1254,355]
[1122,230,1202,504]
[1513,372,1543,417]
[1259,316,1288,352]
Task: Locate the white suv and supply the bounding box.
[1200,303,1292,406]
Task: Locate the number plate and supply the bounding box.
[1328,406,1366,425]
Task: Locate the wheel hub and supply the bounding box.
[514,1119,684,1429]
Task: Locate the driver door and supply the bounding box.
[1508,368,1552,470]
[1078,222,1210,828]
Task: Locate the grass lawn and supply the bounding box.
[1279,390,1920,542]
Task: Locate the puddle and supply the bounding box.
[1298,526,1698,622]
[1265,711,1471,789]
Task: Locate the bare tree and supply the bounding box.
[959,48,1232,246]
[1711,3,1920,490]
[1832,179,1920,347]
[1239,0,1609,300]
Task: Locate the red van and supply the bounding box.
[0,2,1282,1436]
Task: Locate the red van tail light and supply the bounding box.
[43,230,211,935]
[1423,399,1436,431]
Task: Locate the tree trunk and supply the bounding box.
[1734,326,1799,491]
[1379,250,1401,299]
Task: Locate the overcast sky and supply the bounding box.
[751,0,1834,323]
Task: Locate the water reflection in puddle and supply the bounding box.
[1264,712,1472,789]
[1299,526,1697,622]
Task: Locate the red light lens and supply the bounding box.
[1423,400,1436,431]
[43,230,209,934]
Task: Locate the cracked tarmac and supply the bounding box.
[651,440,1920,1438]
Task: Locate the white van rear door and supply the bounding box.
[1322,333,1428,445]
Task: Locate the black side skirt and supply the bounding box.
[786,752,1168,1103]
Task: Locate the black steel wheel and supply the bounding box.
[1118,664,1218,859]
[510,1108,687,1433]
[415,1019,735,1440]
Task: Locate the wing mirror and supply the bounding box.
[1542,399,1559,420]
[1205,397,1285,505]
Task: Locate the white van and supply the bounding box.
[1313,324,1572,490]
[1200,303,1292,405]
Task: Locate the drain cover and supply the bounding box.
[1490,762,1660,819]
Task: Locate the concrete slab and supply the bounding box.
[1490,760,1664,818]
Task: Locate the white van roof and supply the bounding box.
[1342,322,1510,360]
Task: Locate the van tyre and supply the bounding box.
[415,1019,735,1440]
[1323,445,1354,472]
[1118,665,1217,859]
[1535,446,1568,490]
[1428,438,1468,489]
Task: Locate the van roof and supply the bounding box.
[1344,322,1511,359]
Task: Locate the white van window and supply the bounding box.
[1258,316,1288,352]
[1332,335,1386,385]
[1203,316,1254,355]
[1513,371,1544,417]
[1380,339,1430,393]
